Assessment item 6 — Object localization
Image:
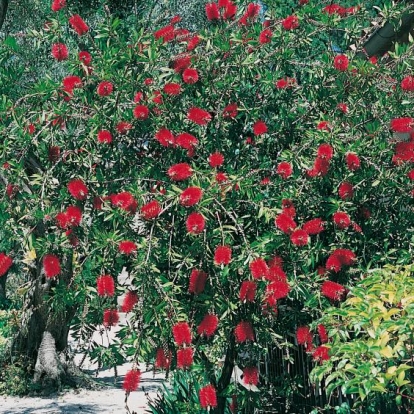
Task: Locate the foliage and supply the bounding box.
[311,265,414,411]
[0,0,414,412]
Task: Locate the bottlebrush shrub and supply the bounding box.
[1,0,414,411]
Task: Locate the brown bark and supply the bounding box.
[0,0,8,31]
[0,274,6,304]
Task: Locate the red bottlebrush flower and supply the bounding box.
[186,212,205,234]
[67,179,88,200]
[401,76,414,92]
[63,75,82,90]
[123,369,141,392]
[234,321,254,343]
[180,187,203,207]
[154,25,175,43]
[290,229,309,246]
[167,163,193,181]
[49,146,61,163]
[103,309,119,327]
[345,152,360,170]
[97,81,113,97]
[141,200,162,220]
[173,321,192,346]
[69,14,89,36]
[260,177,270,186]
[239,281,257,302]
[155,348,172,370]
[79,51,92,65]
[111,192,137,213]
[266,266,287,282]
[338,181,354,199]
[197,314,219,338]
[173,55,192,73]
[182,68,199,84]
[318,324,328,344]
[282,199,296,217]
[155,128,175,147]
[317,143,334,160]
[334,248,356,266]
[177,347,194,369]
[206,3,220,20]
[390,117,414,133]
[393,142,414,164]
[186,35,200,51]
[119,240,137,255]
[249,258,269,280]
[243,366,259,386]
[199,385,217,409]
[0,253,13,277]
[222,103,238,119]
[325,255,342,273]
[51,0,66,12]
[116,122,132,134]
[66,205,82,227]
[352,222,362,233]
[223,1,237,19]
[187,107,212,126]
[317,121,331,131]
[163,83,181,95]
[259,28,272,44]
[334,54,349,71]
[208,152,224,168]
[134,91,144,103]
[313,346,330,362]
[133,105,150,120]
[6,184,18,199]
[96,275,115,297]
[276,162,293,179]
[43,254,61,278]
[337,103,348,113]
[27,124,36,135]
[296,326,312,346]
[97,130,113,144]
[268,255,283,268]
[121,291,138,312]
[52,43,68,61]
[176,132,198,150]
[214,245,232,266]
[266,280,290,300]
[275,213,297,234]
[253,120,267,136]
[189,269,208,294]
[276,78,289,89]
[323,4,346,15]
[303,218,325,235]
[215,172,228,183]
[55,212,68,229]
[282,15,299,30]
[333,212,351,229]
[321,280,347,301]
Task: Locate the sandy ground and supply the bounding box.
[0,309,164,414]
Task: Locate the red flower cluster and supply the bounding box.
[253,120,268,136]
[43,254,61,278]
[187,107,212,125]
[182,68,199,84]
[199,384,218,409]
[97,81,113,97]
[111,191,138,213]
[180,187,203,207]
[266,266,287,282]
[239,281,257,302]
[133,105,150,120]
[116,122,132,134]
[123,369,141,392]
[249,258,269,279]
[62,76,83,96]
[234,321,255,343]
[290,229,309,246]
[239,2,260,25]
[282,15,299,30]
[333,212,351,229]
[318,324,329,344]
[0,253,13,277]
[189,269,208,294]
[337,102,348,113]
[321,280,347,301]
[307,143,334,177]
[186,212,205,234]
[119,240,137,255]
[276,161,293,179]
[121,291,138,312]
[303,218,325,235]
[155,128,175,147]
[97,130,113,144]
[266,280,290,301]
[103,309,119,326]
[197,314,219,338]
[275,213,297,234]
[393,142,414,165]
[67,179,88,200]
[390,117,414,133]
[222,103,238,118]
[275,77,296,89]
[259,28,272,44]
[51,0,66,12]
[243,366,259,385]
[173,321,192,346]
[206,1,237,21]
[154,25,175,43]
[214,245,232,265]
[401,76,414,91]
[176,132,198,151]
[296,326,312,346]
[326,248,356,273]
[155,348,172,370]
[163,83,181,95]
[313,346,330,362]
[97,275,115,297]
[79,51,92,65]
[177,347,194,369]
[333,54,349,71]
[52,43,68,61]
[141,200,162,220]
[69,15,89,36]
[209,152,224,168]
[345,152,360,170]
[56,205,82,229]
[338,181,354,199]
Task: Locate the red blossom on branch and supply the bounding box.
[333,54,349,71]
[187,107,212,125]
[321,280,347,301]
[133,105,150,120]
[197,314,219,338]
[119,241,137,255]
[51,0,66,12]
[234,321,255,343]
[290,229,309,246]
[69,15,89,36]
[243,366,259,385]
[186,212,205,234]
[253,120,268,136]
[208,152,224,168]
[282,15,299,30]
[43,254,61,278]
[275,213,297,234]
[338,181,354,200]
[303,218,325,235]
[249,258,269,279]
[182,68,199,84]
[97,130,113,144]
[121,291,138,312]
[214,245,232,265]
[141,200,162,220]
[239,281,257,302]
[103,309,119,327]
[313,346,330,362]
[167,163,193,181]
[177,347,194,369]
[155,348,172,370]
[52,43,68,61]
[155,128,175,147]
[189,269,208,294]
[199,384,218,409]
[0,253,13,277]
[172,322,192,346]
[318,324,329,344]
[180,187,203,207]
[123,369,141,392]
[67,179,88,200]
[96,275,115,297]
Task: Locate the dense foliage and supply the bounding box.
[0,0,413,412]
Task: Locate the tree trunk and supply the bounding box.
[0,0,8,31]
[0,274,6,305]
